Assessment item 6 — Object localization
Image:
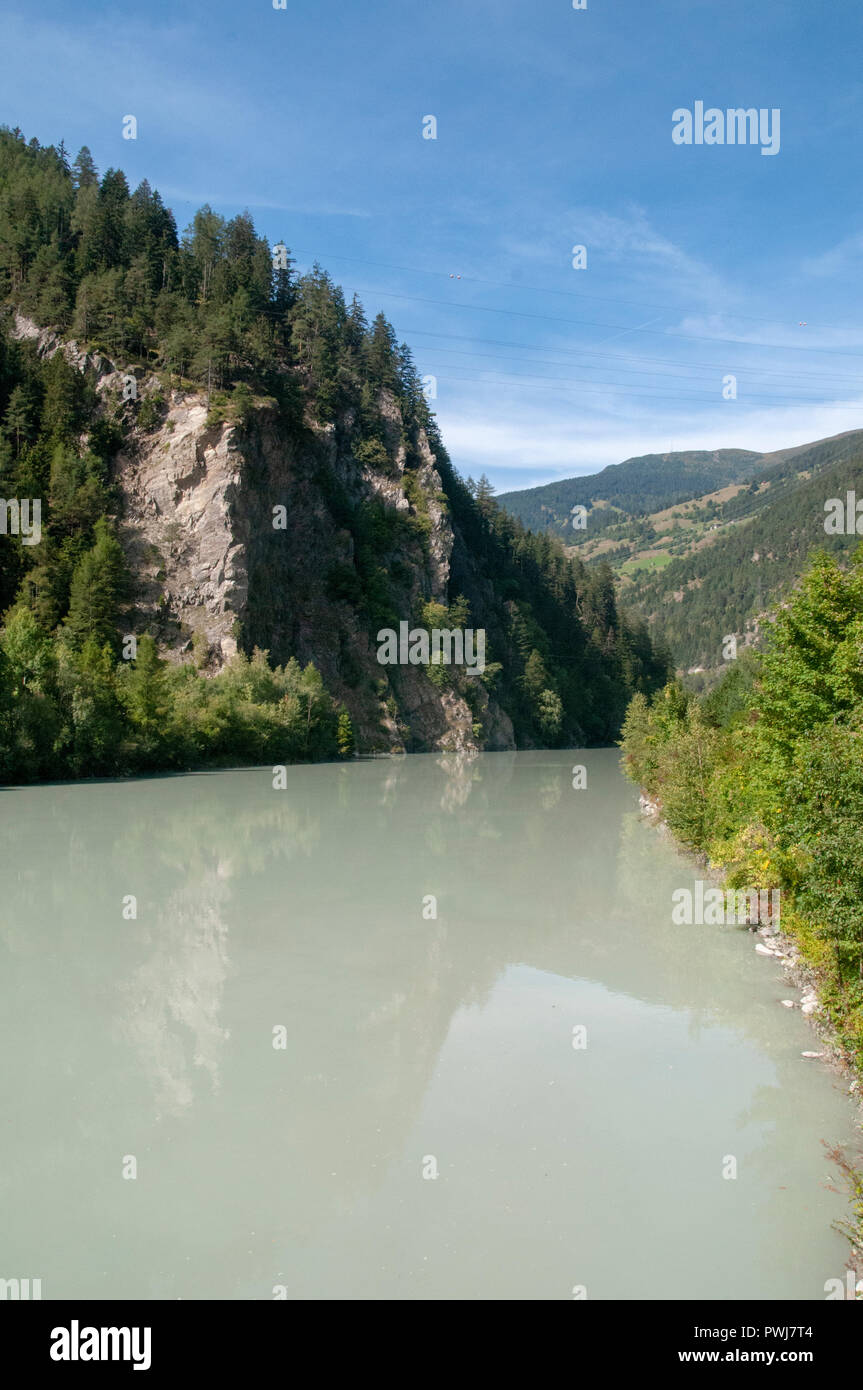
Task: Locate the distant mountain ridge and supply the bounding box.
[498,448,762,537]
[621,428,863,670]
[499,429,863,673]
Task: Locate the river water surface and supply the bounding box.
[0,749,857,1299]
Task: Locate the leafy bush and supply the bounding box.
[620,547,863,1070]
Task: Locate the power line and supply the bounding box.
[415,341,863,394]
[291,247,856,334]
[429,367,863,411]
[338,282,863,362]
[403,326,863,386]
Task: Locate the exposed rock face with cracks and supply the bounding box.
[13,311,514,754]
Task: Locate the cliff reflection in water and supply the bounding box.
[0,750,855,1299]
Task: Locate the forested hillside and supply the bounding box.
[0,127,669,782]
[501,428,863,674]
[499,448,761,536]
[626,433,863,669]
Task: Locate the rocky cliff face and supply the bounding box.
[113,381,515,756]
[8,305,670,761]
[13,311,514,755]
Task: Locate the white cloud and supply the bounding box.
[497,204,730,309]
[436,392,863,490]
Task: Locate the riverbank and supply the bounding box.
[636,783,863,1284]
[620,553,863,1277]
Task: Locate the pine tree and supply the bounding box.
[120,633,169,735]
[72,146,98,189]
[474,474,496,519]
[365,312,399,392]
[3,384,33,454]
[65,519,128,649]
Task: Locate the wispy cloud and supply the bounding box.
[802,233,863,279]
[673,313,863,354]
[495,204,733,317]
[436,391,863,490]
[571,206,727,303]
[159,188,372,219]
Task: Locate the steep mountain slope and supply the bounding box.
[0,128,671,781]
[498,448,761,537]
[509,428,863,673]
[623,430,863,670]
[103,349,514,756]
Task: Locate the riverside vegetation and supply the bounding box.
[620,549,863,1251]
[0,127,669,783]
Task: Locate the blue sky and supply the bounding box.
[3,0,863,491]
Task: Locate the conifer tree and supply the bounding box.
[65,519,128,650]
